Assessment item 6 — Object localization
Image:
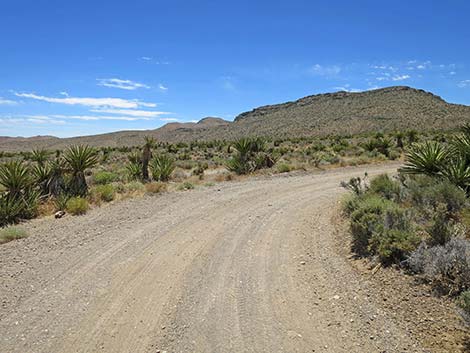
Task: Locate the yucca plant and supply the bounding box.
[150,154,175,182]
[48,158,67,197]
[32,163,52,196]
[0,161,32,197]
[0,194,24,227]
[142,136,156,182]
[451,133,470,165]
[399,141,448,177]
[63,145,98,196]
[31,149,50,166]
[440,157,470,190]
[126,162,142,181]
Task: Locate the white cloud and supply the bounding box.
[50,114,153,121]
[458,80,470,88]
[15,92,156,109]
[141,56,152,61]
[97,78,150,90]
[0,97,18,105]
[334,85,362,93]
[391,74,411,81]
[159,117,180,122]
[90,109,170,118]
[158,84,168,91]
[308,64,341,77]
[450,71,457,75]
[0,116,66,125]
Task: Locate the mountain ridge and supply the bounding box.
[1,86,470,152]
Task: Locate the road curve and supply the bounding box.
[0,163,424,353]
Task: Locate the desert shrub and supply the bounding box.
[458,291,470,325]
[405,176,467,214]
[177,182,195,191]
[93,171,119,185]
[341,194,363,215]
[368,205,419,263]
[125,181,145,192]
[94,184,115,202]
[408,238,470,294]
[277,163,291,173]
[145,182,167,194]
[371,229,420,263]
[66,197,89,215]
[150,154,175,181]
[349,195,394,254]
[426,204,460,246]
[369,174,401,201]
[0,227,28,244]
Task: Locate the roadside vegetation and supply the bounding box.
[341,124,470,326]
[0,128,439,243]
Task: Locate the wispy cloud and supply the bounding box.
[391,74,411,81]
[159,117,180,122]
[0,116,66,125]
[97,78,150,90]
[51,115,153,121]
[308,64,341,77]
[333,84,362,92]
[90,108,170,118]
[0,98,18,105]
[158,84,168,91]
[458,80,470,88]
[15,92,156,109]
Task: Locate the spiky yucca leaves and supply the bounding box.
[63,145,98,196]
[227,137,271,175]
[440,157,470,190]
[142,137,156,182]
[451,133,470,165]
[0,195,24,227]
[31,149,50,166]
[126,152,143,181]
[399,141,449,176]
[126,163,142,181]
[150,154,175,182]
[32,163,52,196]
[0,161,32,197]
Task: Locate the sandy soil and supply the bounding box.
[0,163,465,353]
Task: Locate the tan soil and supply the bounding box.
[0,163,467,353]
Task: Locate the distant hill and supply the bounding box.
[1,86,470,152]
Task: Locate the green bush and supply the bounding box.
[458,291,470,325]
[125,181,145,192]
[66,197,89,215]
[277,163,291,173]
[350,195,394,254]
[369,174,401,201]
[93,171,119,185]
[405,176,467,214]
[0,227,28,244]
[94,184,115,202]
[371,229,420,263]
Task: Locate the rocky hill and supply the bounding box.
[1,86,470,151]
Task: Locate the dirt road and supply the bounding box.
[1,163,427,353]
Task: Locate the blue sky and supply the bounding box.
[1,0,470,137]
